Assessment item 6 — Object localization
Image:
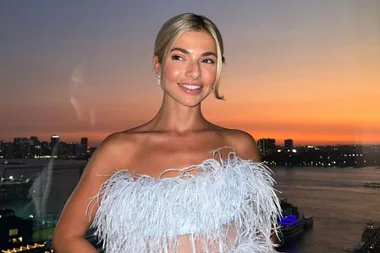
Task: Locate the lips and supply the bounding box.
[178,83,204,94]
[178,83,202,89]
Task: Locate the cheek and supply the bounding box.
[203,67,217,83]
[163,63,183,81]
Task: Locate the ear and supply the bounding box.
[153,55,161,75]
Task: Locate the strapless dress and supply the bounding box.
[87,147,282,253]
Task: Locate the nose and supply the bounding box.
[186,60,201,80]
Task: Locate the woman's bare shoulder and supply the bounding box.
[103,126,152,149]
[87,131,141,174]
[217,128,261,162]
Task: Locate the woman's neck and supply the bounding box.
[148,98,209,133]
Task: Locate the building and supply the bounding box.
[40,141,49,155]
[0,140,4,158]
[80,137,88,148]
[284,139,294,150]
[0,142,14,158]
[29,136,40,146]
[50,135,60,150]
[13,138,31,158]
[257,138,276,157]
[0,209,33,250]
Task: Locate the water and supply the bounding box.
[275,166,380,253]
[0,159,86,216]
[2,159,380,253]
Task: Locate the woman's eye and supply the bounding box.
[172,55,184,61]
[203,59,215,64]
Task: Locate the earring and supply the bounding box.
[157,75,161,86]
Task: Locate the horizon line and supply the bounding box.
[1,137,380,148]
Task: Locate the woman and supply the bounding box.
[53,13,281,253]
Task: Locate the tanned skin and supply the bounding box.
[52,31,278,252]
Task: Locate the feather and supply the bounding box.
[87,148,282,253]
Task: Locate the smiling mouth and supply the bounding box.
[178,83,203,90]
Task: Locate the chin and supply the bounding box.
[180,100,202,108]
[183,93,213,106]
[165,90,211,107]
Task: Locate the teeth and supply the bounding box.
[180,84,201,90]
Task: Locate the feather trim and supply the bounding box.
[87,148,282,253]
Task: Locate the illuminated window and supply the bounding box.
[9,228,18,236]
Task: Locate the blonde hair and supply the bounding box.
[154,13,225,100]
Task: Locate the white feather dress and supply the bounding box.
[87,148,282,253]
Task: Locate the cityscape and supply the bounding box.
[0,136,95,161]
[1,136,380,252]
[1,135,379,168]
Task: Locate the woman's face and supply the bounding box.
[157,30,218,107]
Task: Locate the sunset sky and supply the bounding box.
[1,1,379,146]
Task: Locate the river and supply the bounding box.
[1,159,380,252]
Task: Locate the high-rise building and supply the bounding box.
[50,135,60,149]
[0,140,4,158]
[13,137,30,158]
[1,142,14,158]
[29,136,40,146]
[13,137,29,145]
[41,141,50,155]
[284,139,294,150]
[257,138,276,157]
[81,137,88,148]
[29,136,41,157]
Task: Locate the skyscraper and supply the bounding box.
[13,137,30,158]
[30,136,40,146]
[50,135,60,149]
[80,137,88,148]
[257,138,276,157]
[284,139,294,150]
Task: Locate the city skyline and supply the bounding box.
[2,134,380,148]
[1,1,379,146]
[2,135,379,169]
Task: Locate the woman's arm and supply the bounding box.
[52,133,129,252]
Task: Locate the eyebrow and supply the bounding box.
[170,47,217,57]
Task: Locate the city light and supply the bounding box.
[0,136,93,160]
[1,243,45,253]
